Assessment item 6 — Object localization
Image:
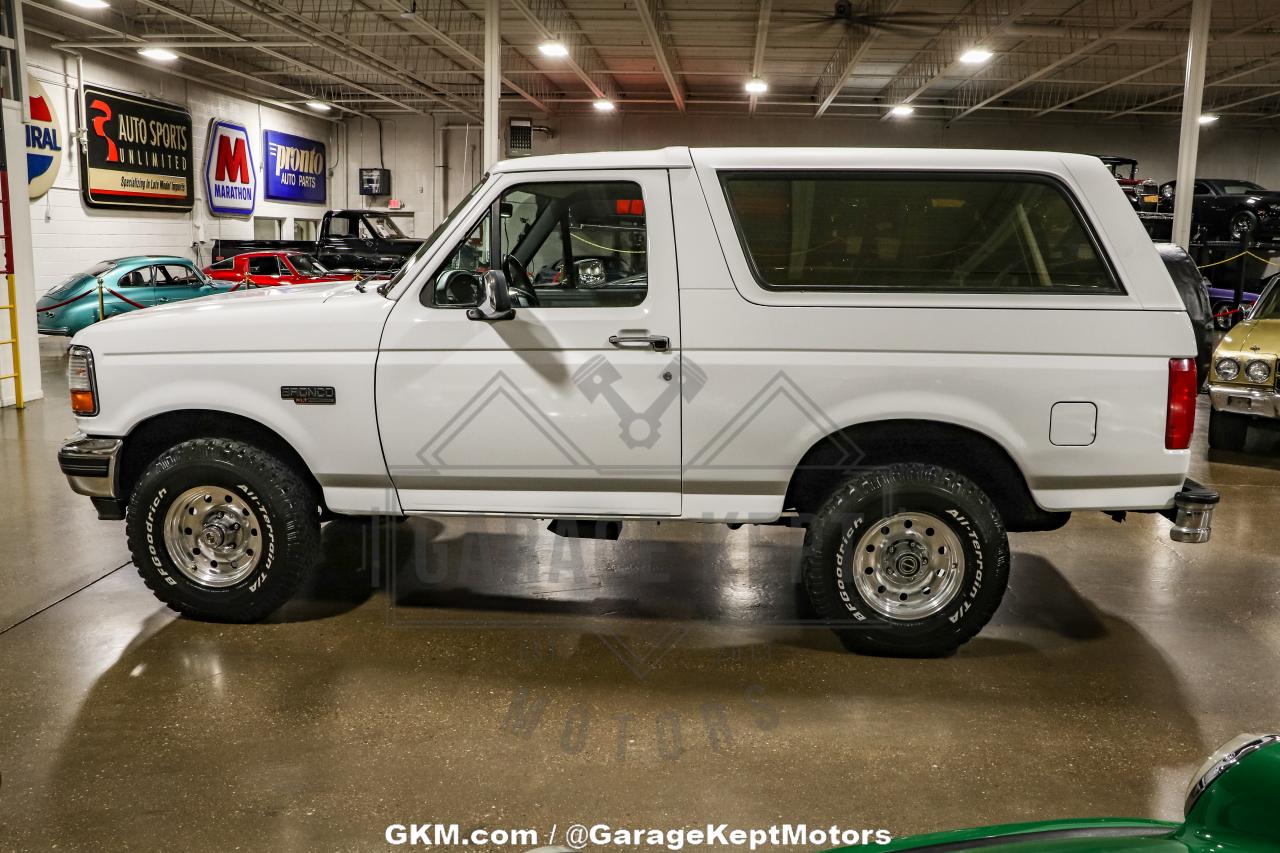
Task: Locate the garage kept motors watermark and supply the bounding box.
[81,84,193,211]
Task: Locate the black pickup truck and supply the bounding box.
[211,210,422,273]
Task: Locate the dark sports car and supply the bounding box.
[1158,178,1280,242]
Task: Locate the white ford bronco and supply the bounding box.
[58,147,1219,656]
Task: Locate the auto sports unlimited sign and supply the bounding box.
[264,129,325,204]
[81,84,193,210]
[25,74,63,199]
[205,119,255,216]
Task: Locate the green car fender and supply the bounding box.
[829,737,1280,853]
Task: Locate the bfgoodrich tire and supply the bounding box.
[1208,407,1249,452]
[802,463,1010,657]
[125,438,321,622]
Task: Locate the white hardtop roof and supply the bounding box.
[490,146,1103,176]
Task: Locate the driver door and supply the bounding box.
[377,170,682,516]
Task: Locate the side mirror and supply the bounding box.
[467,270,516,321]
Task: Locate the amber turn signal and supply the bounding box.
[70,389,97,415]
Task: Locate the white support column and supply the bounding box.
[483,0,501,171]
[1172,0,1212,250]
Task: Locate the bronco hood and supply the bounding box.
[71,279,392,355]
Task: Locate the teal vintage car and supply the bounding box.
[36,256,229,336]
[834,734,1280,853]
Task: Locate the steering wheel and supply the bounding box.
[502,254,540,307]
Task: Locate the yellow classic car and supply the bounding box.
[1208,274,1280,450]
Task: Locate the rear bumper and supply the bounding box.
[1158,478,1220,544]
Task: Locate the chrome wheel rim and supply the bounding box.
[1230,214,1254,239]
[851,511,966,621]
[164,486,263,588]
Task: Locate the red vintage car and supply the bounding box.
[203,251,355,288]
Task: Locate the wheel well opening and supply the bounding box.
[118,410,324,509]
[784,420,1068,533]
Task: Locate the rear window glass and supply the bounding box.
[720,172,1121,295]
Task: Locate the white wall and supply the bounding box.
[26,34,337,299]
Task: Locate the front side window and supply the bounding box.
[248,256,282,276]
[720,172,1120,295]
[426,180,648,309]
[365,215,407,239]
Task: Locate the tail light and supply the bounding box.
[67,345,99,416]
[1166,358,1197,449]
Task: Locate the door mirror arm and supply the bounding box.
[467,270,516,321]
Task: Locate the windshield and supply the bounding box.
[289,254,328,276]
[1251,279,1280,320]
[377,175,489,295]
[1219,180,1267,195]
[364,214,408,239]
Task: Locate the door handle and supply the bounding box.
[609,334,670,352]
[157,297,169,303]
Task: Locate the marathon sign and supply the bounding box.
[264,129,326,204]
[26,74,63,200]
[204,119,256,216]
[81,84,193,211]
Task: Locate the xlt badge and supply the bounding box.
[281,385,335,405]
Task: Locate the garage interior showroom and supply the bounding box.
[3,0,1280,850]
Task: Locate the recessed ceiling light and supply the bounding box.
[306,100,333,112]
[538,41,569,58]
[959,48,993,64]
[1199,113,1219,124]
[65,0,110,8]
[744,78,768,94]
[890,105,915,117]
[593,99,615,112]
[137,47,178,61]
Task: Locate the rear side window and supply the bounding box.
[720,172,1121,295]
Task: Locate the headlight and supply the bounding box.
[1185,733,1279,816]
[67,345,99,416]
[1245,359,1272,384]
[1215,357,1240,380]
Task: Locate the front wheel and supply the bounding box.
[801,463,1010,657]
[125,438,321,621]
[1208,407,1249,452]
[1229,210,1260,241]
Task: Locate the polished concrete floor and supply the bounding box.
[3,338,1280,851]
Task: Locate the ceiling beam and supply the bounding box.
[508,0,616,102]
[632,0,685,111]
[948,0,1187,122]
[209,0,484,118]
[748,0,770,115]
[25,22,346,120]
[369,0,554,113]
[813,0,901,118]
[876,0,1038,119]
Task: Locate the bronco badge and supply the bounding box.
[281,385,336,405]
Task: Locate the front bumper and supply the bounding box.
[1208,383,1280,419]
[58,434,122,499]
[1158,478,1220,544]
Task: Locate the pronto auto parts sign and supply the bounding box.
[26,74,63,200]
[204,118,256,216]
[81,84,193,210]
[264,129,326,204]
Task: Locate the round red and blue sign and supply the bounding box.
[26,74,63,199]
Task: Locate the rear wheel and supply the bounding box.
[126,438,321,621]
[801,463,1010,657]
[1208,407,1249,452]
[1229,210,1260,241]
